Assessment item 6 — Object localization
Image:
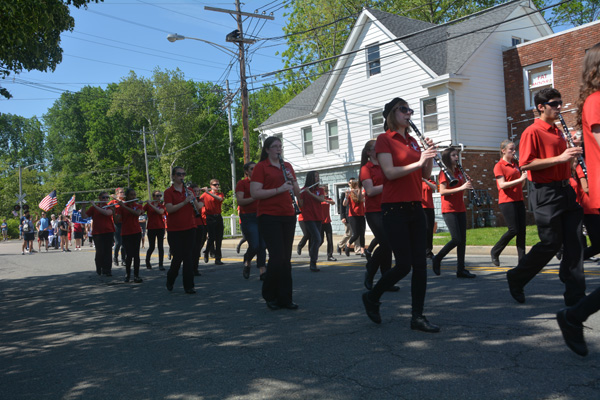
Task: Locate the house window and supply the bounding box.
[366,43,381,77]
[422,98,438,132]
[523,61,553,110]
[370,110,384,137]
[511,37,522,46]
[301,126,313,155]
[326,120,339,151]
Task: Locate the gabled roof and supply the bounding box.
[258,1,541,129]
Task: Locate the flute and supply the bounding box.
[102,198,139,209]
[300,181,322,193]
[182,181,202,218]
[278,154,301,215]
[455,163,482,207]
[558,114,588,179]
[408,120,458,186]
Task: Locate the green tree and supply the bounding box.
[0,0,102,99]
[546,0,600,27]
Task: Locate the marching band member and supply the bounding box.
[342,179,365,256]
[109,188,127,266]
[190,183,207,277]
[299,171,325,272]
[118,188,143,283]
[81,192,115,276]
[320,186,336,262]
[201,179,225,265]
[144,190,166,271]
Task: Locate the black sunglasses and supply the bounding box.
[544,100,563,108]
[394,106,414,114]
[175,172,186,177]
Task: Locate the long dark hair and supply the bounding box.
[359,139,376,188]
[124,188,136,200]
[304,171,318,189]
[441,146,457,169]
[260,137,281,161]
[243,161,256,177]
[576,42,600,129]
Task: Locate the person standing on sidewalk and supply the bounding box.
[58,214,70,252]
[506,88,585,306]
[201,179,225,266]
[37,212,50,252]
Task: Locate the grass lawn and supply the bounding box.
[432,225,581,247]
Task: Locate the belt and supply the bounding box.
[384,201,422,209]
[533,180,570,188]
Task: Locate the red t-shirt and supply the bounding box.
[194,200,206,227]
[201,191,224,215]
[520,118,570,184]
[251,159,297,217]
[119,202,143,236]
[86,206,115,235]
[582,91,600,209]
[494,159,524,204]
[440,166,466,213]
[321,197,332,224]
[360,161,384,212]
[73,222,83,233]
[375,129,423,203]
[108,199,122,224]
[236,178,257,214]
[300,187,323,221]
[164,185,196,232]
[143,202,165,230]
[421,180,434,209]
[347,194,365,217]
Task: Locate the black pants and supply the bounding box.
[492,201,526,261]
[146,228,165,267]
[370,202,427,317]
[365,211,392,278]
[423,208,435,257]
[122,232,141,278]
[193,225,208,272]
[113,223,126,262]
[303,220,322,264]
[507,184,585,306]
[584,213,600,260]
[348,215,366,249]
[93,232,113,275]
[437,212,467,271]
[205,214,224,261]
[571,286,600,323]
[167,229,196,291]
[297,220,310,251]
[259,214,296,305]
[320,222,333,257]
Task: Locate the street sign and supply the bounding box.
[16,193,26,203]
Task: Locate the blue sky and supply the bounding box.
[0,0,290,119]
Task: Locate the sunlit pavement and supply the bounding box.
[1,239,599,399]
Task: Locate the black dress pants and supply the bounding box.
[93,232,113,275]
[365,211,392,277]
[167,229,196,290]
[205,214,224,261]
[146,228,165,267]
[492,201,526,261]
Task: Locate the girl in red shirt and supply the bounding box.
[299,171,325,272]
[422,177,437,260]
[319,186,336,262]
[190,183,207,277]
[361,97,439,332]
[491,140,528,266]
[250,136,301,310]
[143,190,166,270]
[82,191,115,276]
[432,147,476,278]
[342,179,365,256]
[118,188,143,283]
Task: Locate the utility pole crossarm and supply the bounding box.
[204,6,275,20]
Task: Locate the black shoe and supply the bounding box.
[556,250,563,261]
[166,281,173,292]
[280,302,299,310]
[104,272,112,277]
[364,270,374,291]
[309,264,320,272]
[556,309,588,356]
[113,258,119,266]
[491,252,500,267]
[203,252,209,263]
[386,285,400,292]
[337,245,342,255]
[507,273,525,304]
[236,242,242,254]
[121,261,126,266]
[194,270,201,276]
[159,265,165,271]
[297,244,302,256]
[426,252,434,260]
[146,261,152,269]
[364,249,372,263]
[215,260,224,266]
[432,255,441,276]
[411,315,440,333]
[362,292,381,324]
[124,275,130,283]
[266,300,280,310]
[345,245,351,257]
[185,288,196,294]
[327,256,337,262]
[133,276,143,283]
[457,270,476,278]
[243,265,250,279]
[260,272,267,281]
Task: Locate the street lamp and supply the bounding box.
[18,163,45,218]
[166,34,237,57]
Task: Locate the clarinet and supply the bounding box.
[558,114,588,179]
[278,154,301,215]
[456,162,482,207]
[182,180,202,218]
[408,120,458,186]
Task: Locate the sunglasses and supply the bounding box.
[544,100,563,108]
[394,106,414,114]
[212,183,220,186]
[175,172,186,177]
[153,194,162,197]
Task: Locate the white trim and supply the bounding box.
[421,73,469,89]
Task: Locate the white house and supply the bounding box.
[256,1,552,233]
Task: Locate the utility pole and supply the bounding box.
[205,2,274,164]
[141,127,152,201]
[226,80,237,210]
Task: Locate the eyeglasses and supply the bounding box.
[175,172,186,177]
[544,100,563,108]
[394,106,414,114]
[212,183,220,186]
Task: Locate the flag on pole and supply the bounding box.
[39,190,58,211]
[62,195,76,216]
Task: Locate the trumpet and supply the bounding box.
[183,181,202,218]
[455,163,482,207]
[278,154,301,215]
[558,114,588,179]
[408,120,458,186]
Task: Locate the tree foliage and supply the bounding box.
[0,0,102,99]
[547,0,600,27]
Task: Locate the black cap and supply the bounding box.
[382,97,405,130]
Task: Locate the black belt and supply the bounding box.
[533,180,570,189]
[384,201,422,209]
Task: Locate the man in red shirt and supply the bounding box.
[201,179,225,265]
[506,88,585,307]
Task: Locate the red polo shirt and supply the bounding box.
[119,202,142,236]
[321,197,332,224]
[520,118,570,184]
[143,202,165,230]
[375,129,423,203]
[440,166,466,213]
[251,159,297,217]
[108,199,122,224]
[236,178,257,214]
[582,91,600,209]
[201,191,224,215]
[164,185,196,232]
[300,187,323,221]
[347,194,365,217]
[86,206,115,235]
[572,166,599,215]
[494,159,524,204]
[421,180,435,209]
[360,161,384,212]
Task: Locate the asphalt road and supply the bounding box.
[1,238,599,400]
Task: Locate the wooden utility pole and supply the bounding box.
[205,2,274,164]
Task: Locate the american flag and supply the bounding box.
[62,195,76,216]
[39,190,58,211]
